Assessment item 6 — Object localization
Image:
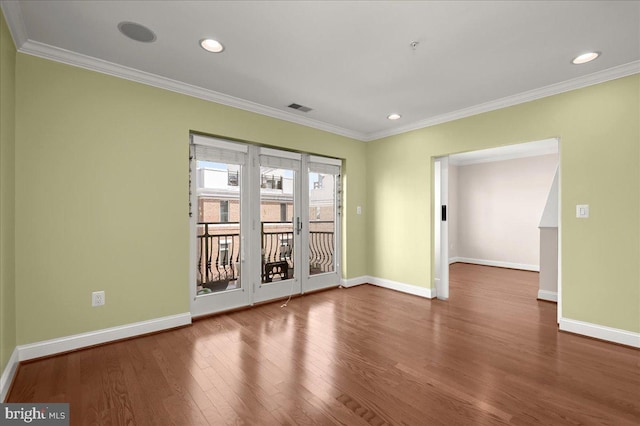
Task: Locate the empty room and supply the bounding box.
[1,1,638,425]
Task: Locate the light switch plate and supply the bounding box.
[576,204,589,218]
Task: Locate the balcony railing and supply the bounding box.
[197,221,335,293]
[308,221,335,275]
[196,222,240,292]
[260,174,283,190]
[261,221,294,282]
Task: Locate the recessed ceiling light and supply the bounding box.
[118,22,156,43]
[200,38,224,53]
[571,52,600,65]
[387,113,402,120]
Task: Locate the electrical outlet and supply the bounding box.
[92,291,105,307]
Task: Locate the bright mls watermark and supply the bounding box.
[1,404,69,425]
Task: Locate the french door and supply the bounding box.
[253,148,302,303]
[190,135,341,317]
[305,155,342,292]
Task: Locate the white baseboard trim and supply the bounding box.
[452,257,539,272]
[368,276,435,299]
[1,347,19,402]
[537,290,558,302]
[341,276,369,288]
[559,318,640,348]
[17,313,192,362]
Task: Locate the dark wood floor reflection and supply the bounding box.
[7,263,640,425]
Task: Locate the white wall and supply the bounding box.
[539,227,558,300]
[448,164,459,259]
[451,154,558,270]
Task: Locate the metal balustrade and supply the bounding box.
[309,227,334,274]
[196,222,240,292]
[261,221,294,282]
[197,221,335,292]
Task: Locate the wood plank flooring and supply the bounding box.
[7,263,640,425]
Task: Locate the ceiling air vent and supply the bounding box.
[288,103,313,113]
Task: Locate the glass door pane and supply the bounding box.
[303,156,341,294]
[308,172,336,275]
[196,161,242,294]
[260,166,295,284]
[191,135,251,317]
[191,139,342,313]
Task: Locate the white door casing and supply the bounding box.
[434,156,449,300]
[190,135,343,317]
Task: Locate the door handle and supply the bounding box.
[296,217,302,235]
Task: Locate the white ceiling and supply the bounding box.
[2,1,639,141]
[449,138,558,166]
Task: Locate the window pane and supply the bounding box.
[196,160,241,294]
[309,172,336,275]
[261,167,294,284]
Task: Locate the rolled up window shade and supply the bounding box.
[259,147,301,171]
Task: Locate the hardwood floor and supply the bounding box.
[7,263,640,425]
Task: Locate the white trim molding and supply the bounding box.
[452,257,539,272]
[341,275,435,298]
[9,38,363,141]
[537,290,558,302]
[17,313,191,362]
[341,276,368,288]
[1,1,638,143]
[365,61,640,141]
[368,276,435,299]
[559,318,640,348]
[0,0,27,47]
[0,348,19,402]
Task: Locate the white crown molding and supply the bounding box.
[364,61,640,141]
[449,138,559,166]
[0,0,27,47]
[2,1,639,143]
[15,39,365,141]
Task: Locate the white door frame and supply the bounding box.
[434,139,561,323]
[303,155,343,293]
[556,140,562,324]
[189,135,252,317]
[434,156,449,300]
[190,135,343,317]
[252,147,303,304]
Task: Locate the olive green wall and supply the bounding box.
[0,10,16,374]
[367,75,639,333]
[14,54,367,345]
[7,38,639,348]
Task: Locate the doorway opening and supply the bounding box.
[434,138,560,321]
